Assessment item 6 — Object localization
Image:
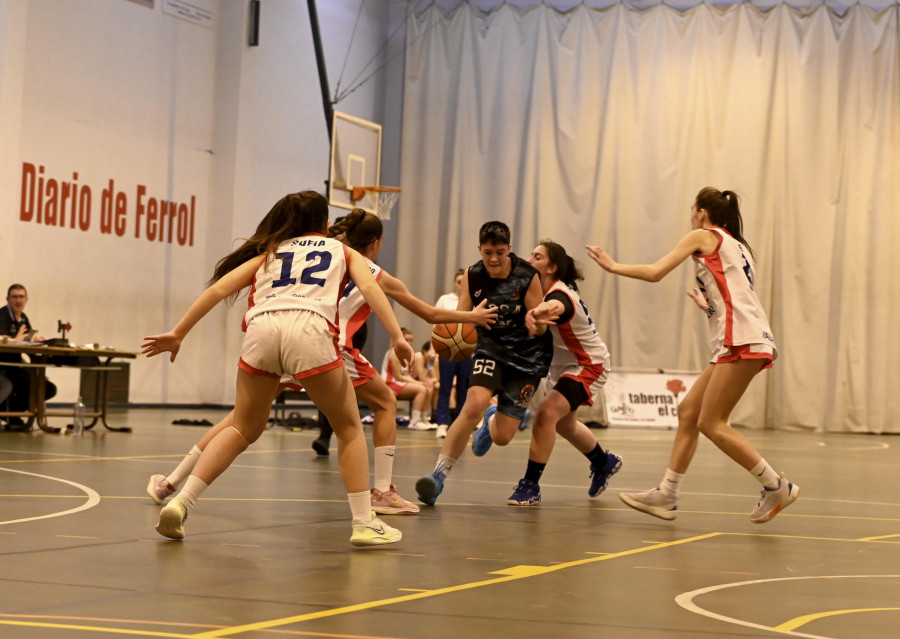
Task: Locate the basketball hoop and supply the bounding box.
[350,185,401,220]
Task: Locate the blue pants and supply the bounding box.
[435,356,473,426]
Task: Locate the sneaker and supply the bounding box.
[507,478,542,506]
[350,514,402,546]
[472,405,496,456]
[371,484,421,515]
[518,408,531,431]
[435,424,448,439]
[415,469,446,506]
[361,414,375,425]
[588,453,623,498]
[311,438,330,457]
[156,499,188,540]
[619,488,678,520]
[750,474,799,523]
[409,420,437,431]
[146,474,175,505]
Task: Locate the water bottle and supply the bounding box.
[73,396,85,436]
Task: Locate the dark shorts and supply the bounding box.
[552,376,592,413]
[470,355,541,421]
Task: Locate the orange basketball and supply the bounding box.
[431,322,477,362]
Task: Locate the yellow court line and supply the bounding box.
[0,620,191,638]
[188,532,723,638]
[857,533,900,541]
[774,607,900,632]
[726,532,900,544]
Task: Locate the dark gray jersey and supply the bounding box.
[467,254,552,376]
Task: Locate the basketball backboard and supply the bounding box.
[328,111,382,212]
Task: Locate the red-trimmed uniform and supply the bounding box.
[693,227,777,367]
[336,256,382,386]
[239,234,349,381]
[543,280,610,407]
[381,349,408,396]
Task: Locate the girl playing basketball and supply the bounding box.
[508,240,623,506]
[142,191,414,545]
[586,187,798,523]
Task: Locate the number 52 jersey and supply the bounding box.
[242,234,351,332]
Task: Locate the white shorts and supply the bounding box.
[711,342,777,369]
[546,362,608,407]
[343,347,378,387]
[239,310,341,381]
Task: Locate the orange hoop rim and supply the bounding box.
[350,185,402,202]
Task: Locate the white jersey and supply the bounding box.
[434,291,459,311]
[545,280,610,369]
[337,256,383,351]
[693,227,776,356]
[243,234,350,331]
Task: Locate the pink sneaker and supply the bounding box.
[371,484,421,515]
[146,474,175,505]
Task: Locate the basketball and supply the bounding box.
[431,322,477,362]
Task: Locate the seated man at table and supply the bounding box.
[0,284,57,430]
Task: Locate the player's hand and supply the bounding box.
[525,306,559,335]
[141,331,182,362]
[687,288,709,311]
[470,299,497,328]
[13,325,27,341]
[586,245,617,273]
[392,337,415,370]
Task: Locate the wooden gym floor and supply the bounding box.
[0,407,898,638]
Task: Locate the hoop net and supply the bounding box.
[351,185,401,220]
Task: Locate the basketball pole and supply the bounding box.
[307,0,334,142]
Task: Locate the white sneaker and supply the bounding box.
[750,474,799,523]
[409,420,437,431]
[156,499,188,540]
[350,514,402,546]
[619,488,678,520]
[435,424,448,439]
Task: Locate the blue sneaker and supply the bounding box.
[472,405,496,456]
[588,452,623,497]
[415,470,446,506]
[517,408,531,431]
[507,478,541,506]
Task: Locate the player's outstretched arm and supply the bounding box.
[348,251,414,368]
[378,271,495,327]
[586,229,718,283]
[142,256,263,362]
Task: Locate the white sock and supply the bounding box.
[411,410,423,424]
[658,468,684,498]
[750,459,780,489]
[167,445,202,489]
[374,445,396,492]
[435,454,456,475]
[176,475,208,513]
[348,491,372,522]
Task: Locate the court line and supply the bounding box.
[188,532,723,638]
[775,607,900,632]
[0,467,100,526]
[675,575,900,639]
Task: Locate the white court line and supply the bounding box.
[675,574,900,639]
[0,467,101,526]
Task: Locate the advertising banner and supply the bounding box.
[602,371,700,429]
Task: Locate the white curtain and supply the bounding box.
[397,3,900,433]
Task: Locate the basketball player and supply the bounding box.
[506,240,623,506]
[415,221,553,506]
[142,191,414,546]
[587,187,798,523]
